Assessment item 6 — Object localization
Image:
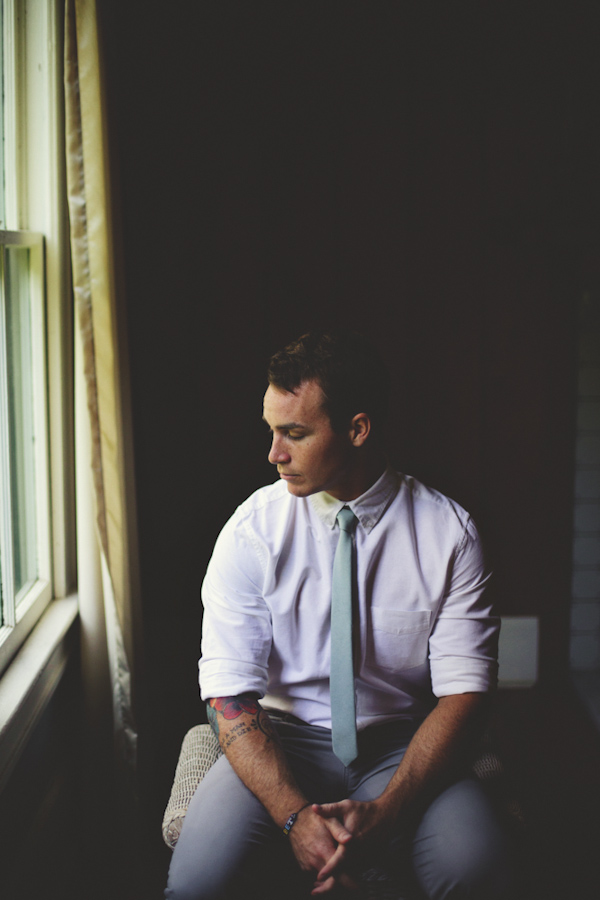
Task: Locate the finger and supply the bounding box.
[313,801,345,818]
[311,875,337,895]
[311,873,360,896]
[316,842,347,882]
[320,814,353,843]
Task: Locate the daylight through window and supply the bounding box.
[0,0,58,677]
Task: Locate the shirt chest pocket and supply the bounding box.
[369,608,432,672]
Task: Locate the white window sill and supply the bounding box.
[0,595,79,792]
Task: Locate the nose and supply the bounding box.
[268,434,291,466]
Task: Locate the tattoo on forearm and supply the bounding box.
[221,720,256,750]
[206,701,219,737]
[210,695,261,719]
[207,695,278,751]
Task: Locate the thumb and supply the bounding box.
[312,801,343,819]
[312,806,353,843]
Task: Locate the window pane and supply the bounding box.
[5,246,37,602]
[0,0,5,228]
[0,0,4,618]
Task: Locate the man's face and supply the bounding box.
[263,380,356,499]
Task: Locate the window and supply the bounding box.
[0,0,73,679]
[0,231,51,669]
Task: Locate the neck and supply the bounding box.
[326,449,387,502]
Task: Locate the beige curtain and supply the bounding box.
[64,0,140,776]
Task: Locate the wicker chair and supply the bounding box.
[162,723,522,900]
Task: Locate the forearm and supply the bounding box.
[313,692,492,886]
[374,692,490,826]
[208,694,355,889]
[207,695,308,827]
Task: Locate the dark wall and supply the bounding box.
[101,0,599,867]
[1,653,83,898]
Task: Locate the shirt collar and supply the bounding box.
[308,465,400,533]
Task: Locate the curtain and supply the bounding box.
[64,0,140,780]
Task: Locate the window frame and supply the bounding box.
[0,229,53,676]
[0,0,75,680]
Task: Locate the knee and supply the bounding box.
[165,853,228,900]
[444,845,515,899]
[413,778,520,900]
[416,832,518,900]
[165,874,226,900]
[164,875,214,900]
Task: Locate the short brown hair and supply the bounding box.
[267,330,390,438]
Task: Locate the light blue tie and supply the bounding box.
[330,507,358,766]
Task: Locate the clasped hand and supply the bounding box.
[290,799,392,895]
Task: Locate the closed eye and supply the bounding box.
[265,424,306,441]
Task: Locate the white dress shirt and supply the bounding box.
[199,466,498,730]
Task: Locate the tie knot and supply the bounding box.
[337,507,357,534]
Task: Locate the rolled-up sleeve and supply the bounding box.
[429,517,499,697]
[199,513,272,700]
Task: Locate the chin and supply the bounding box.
[285,481,313,498]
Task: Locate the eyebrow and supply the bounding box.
[262,417,306,430]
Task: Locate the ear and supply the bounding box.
[349,412,371,447]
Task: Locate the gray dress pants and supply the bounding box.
[165,718,517,900]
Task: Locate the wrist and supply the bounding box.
[282,802,312,836]
[371,794,400,831]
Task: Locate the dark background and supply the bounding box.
[98,2,599,896]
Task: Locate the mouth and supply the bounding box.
[279,472,299,480]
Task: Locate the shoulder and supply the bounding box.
[232,479,295,525]
[218,479,303,549]
[397,474,478,548]
[206,481,288,580]
[401,474,470,521]
[210,480,309,577]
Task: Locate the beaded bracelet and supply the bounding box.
[282,803,311,836]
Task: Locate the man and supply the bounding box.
[165,331,516,900]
